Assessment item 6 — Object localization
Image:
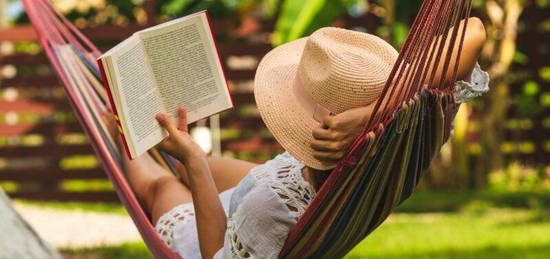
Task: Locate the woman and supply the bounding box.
[105,18,488,258]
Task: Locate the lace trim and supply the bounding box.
[155,203,195,249]
[226,221,251,258]
[453,62,490,103]
[263,152,316,218]
[226,152,316,258]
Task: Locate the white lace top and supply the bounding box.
[454,62,490,103]
[155,152,314,259]
[216,152,314,259]
[156,63,490,259]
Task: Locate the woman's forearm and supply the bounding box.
[310,18,487,164]
[153,109,226,258]
[185,158,226,259]
[378,17,486,110]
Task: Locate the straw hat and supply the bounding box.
[254,27,398,170]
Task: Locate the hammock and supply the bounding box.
[21,0,471,258]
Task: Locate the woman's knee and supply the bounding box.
[145,175,181,210]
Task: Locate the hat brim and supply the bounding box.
[254,37,335,170]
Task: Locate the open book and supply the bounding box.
[97,11,232,159]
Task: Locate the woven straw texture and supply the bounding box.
[254,27,398,169]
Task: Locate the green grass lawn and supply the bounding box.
[59,191,550,258]
[346,208,550,259]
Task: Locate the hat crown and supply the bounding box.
[296,27,398,114]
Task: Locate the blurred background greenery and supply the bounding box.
[1,0,549,258]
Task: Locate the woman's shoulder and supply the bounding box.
[254,152,304,175]
[232,152,316,218]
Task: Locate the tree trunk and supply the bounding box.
[0,189,61,259]
[473,0,523,187]
[425,0,523,189]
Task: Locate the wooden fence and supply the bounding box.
[0,18,281,201]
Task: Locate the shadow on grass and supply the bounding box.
[494,208,550,227]
[346,243,550,259]
[396,191,550,213]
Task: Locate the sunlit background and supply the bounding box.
[0,0,548,258]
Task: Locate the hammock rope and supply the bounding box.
[21,0,472,258]
[280,1,471,257]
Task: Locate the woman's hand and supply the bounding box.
[155,106,205,163]
[311,105,374,164]
[157,107,226,259]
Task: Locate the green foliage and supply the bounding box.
[59,155,98,170]
[60,180,114,192]
[472,0,486,8]
[541,92,550,107]
[393,0,421,43]
[106,0,138,17]
[488,163,549,192]
[157,0,277,18]
[539,67,550,81]
[12,0,138,24]
[515,81,544,117]
[272,0,352,46]
[513,50,529,65]
[391,21,409,47]
[158,0,235,18]
[536,0,550,8]
[160,0,196,15]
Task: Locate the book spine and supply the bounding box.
[97,58,133,160]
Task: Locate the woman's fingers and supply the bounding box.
[156,113,178,135]
[310,139,343,152]
[313,150,344,162]
[322,115,341,129]
[100,112,118,138]
[177,106,188,132]
[312,127,333,140]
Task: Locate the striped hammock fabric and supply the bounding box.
[21,0,471,258]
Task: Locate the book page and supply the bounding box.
[138,12,232,124]
[107,37,167,158]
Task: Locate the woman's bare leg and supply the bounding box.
[122,152,195,224]
[103,114,194,224]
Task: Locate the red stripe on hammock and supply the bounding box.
[22,0,180,257]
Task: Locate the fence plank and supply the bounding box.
[0,122,83,136]
[0,145,94,157]
[0,53,50,65]
[0,26,37,41]
[0,100,60,113]
[0,169,104,181]
[6,191,119,202]
[2,76,59,88]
